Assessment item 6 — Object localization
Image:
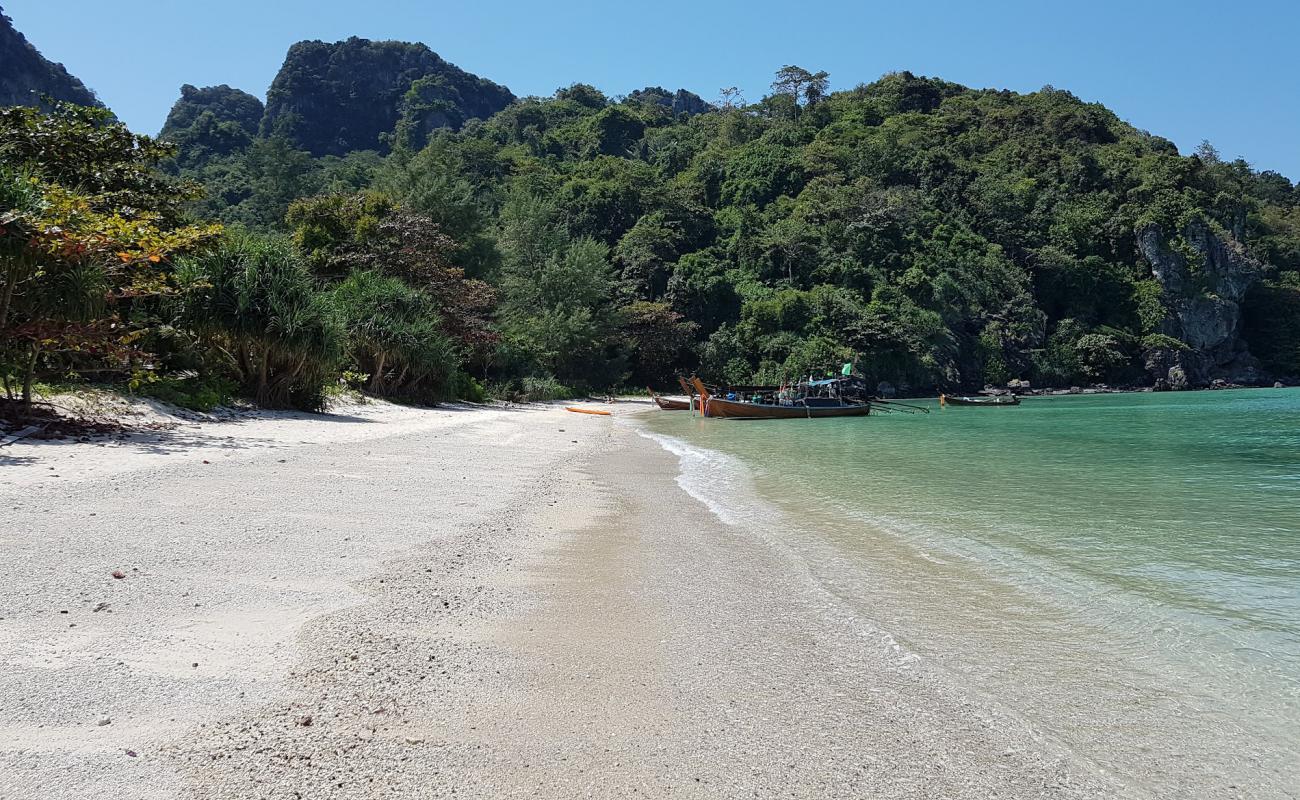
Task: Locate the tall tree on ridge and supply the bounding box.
[772,65,830,106]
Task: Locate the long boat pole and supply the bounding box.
[691,377,712,418]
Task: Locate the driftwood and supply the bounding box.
[0,425,42,447]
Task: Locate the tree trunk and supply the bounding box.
[406,369,428,398]
[265,353,309,407]
[369,351,387,393]
[257,349,270,404]
[236,343,255,386]
[0,263,16,332]
[21,340,40,407]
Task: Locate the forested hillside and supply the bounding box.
[162,57,1300,395]
[4,29,1300,411]
[0,5,99,109]
[159,85,265,170]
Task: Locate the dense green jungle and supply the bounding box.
[4,9,1299,409]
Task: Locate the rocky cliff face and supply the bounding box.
[260,37,514,156]
[0,6,100,110]
[1138,218,1265,388]
[625,86,713,116]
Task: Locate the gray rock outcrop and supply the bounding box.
[625,87,714,116]
[261,37,514,157]
[1137,218,1264,388]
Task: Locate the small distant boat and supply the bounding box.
[647,387,691,411]
[940,394,1021,407]
[566,407,611,416]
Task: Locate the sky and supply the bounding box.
[6,0,1298,180]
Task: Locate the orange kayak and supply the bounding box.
[565,407,611,416]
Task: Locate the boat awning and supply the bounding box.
[806,377,867,387]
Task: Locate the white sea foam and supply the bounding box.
[631,427,754,526]
[627,422,929,673]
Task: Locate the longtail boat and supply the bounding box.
[940,394,1021,407]
[647,388,691,410]
[691,376,872,420]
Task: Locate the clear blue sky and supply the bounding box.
[6,0,1298,180]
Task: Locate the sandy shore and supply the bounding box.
[1,397,1137,798]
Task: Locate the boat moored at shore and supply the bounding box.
[647,388,692,410]
[691,376,875,419]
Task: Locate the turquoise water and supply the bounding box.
[643,388,1300,797]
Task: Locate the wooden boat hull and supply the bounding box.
[653,396,691,410]
[941,394,1020,406]
[648,387,692,410]
[704,397,871,419]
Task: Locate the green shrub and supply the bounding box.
[135,375,237,411]
[1140,333,1189,352]
[455,374,487,403]
[519,375,574,402]
[1073,333,1128,381]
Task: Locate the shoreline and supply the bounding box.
[0,397,1193,797]
[444,416,1130,797]
[637,399,1300,799]
[888,381,1296,402]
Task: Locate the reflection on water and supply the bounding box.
[644,388,1300,798]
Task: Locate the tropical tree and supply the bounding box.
[771,65,830,106]
[175,235,341,410]
[286,191,497,366]
[496,192,623,387]
[619,301,698,386]
[0,105,218,405]
[329,270,460,401]
[0,103,201,223]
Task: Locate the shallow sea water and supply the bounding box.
[642,388,1300,797]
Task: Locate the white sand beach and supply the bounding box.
[0,398,1136,799]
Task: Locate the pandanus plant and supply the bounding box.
[175,234,342,410]
[329,269,460,403]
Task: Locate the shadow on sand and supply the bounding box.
[1,400,534,466]
[0,452,38,468]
